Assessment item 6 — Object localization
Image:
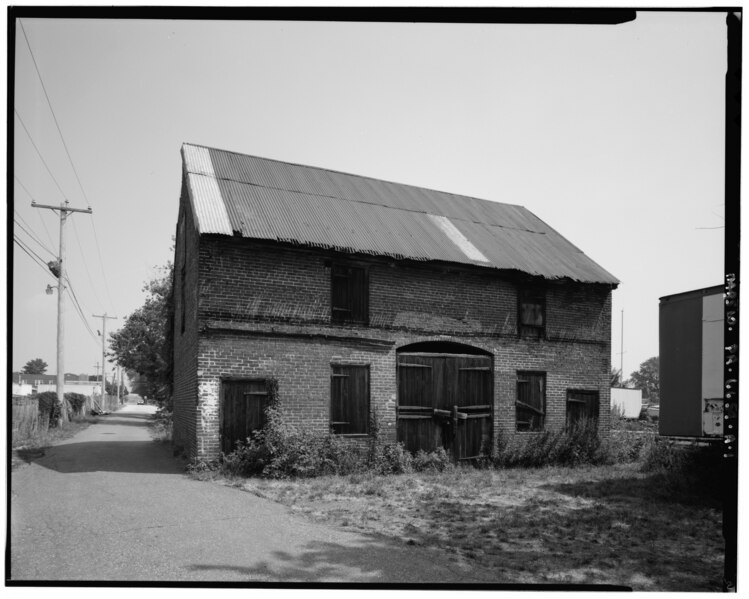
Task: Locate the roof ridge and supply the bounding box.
[181,141,526,213]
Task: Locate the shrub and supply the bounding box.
[152,408,173,442]
[603,429,654,463]
[65,392,87,416]
[494,418,608,468]
[37,391,63,427]
[413,447,452,472]
[376,442,414,474]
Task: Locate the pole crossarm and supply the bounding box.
[32,201,92,214]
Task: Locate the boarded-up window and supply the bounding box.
[516,372,545,431]
[331,264,368,325]
[566,390,600,427]
[331,365,369,435]
[221,379,269,454]
[518,287,545,339]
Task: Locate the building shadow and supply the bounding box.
[26,440,182,474]
[187,538,499,585]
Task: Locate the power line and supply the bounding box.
[64,274,99,343]
[71,218,104,308]
[18,19,92,208]
[14,233,51,267]
[14,175,57,248]
[88,219,117,310]
[14,109,68,200]
[13,236,56,279]
[13,213,56,258]
[35,208,57,250]
[18,19,115,313]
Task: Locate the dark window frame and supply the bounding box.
[516,371,546,432]
[566,389,600,428]
[330,263,369,325]
[517,286,546,339]
[330,364,370,436]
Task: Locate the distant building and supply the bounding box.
[11,372,100,397]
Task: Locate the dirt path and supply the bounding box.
[9,404,499,583]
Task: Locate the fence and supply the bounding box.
[12,393,124,444]
[12,395,42,440]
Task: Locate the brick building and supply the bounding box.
[172,143,618,460]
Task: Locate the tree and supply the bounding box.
[108,262,174,406]
[629,356,660,403]
[22,358,48,374]
[610,367,623,388]
[105,378,128,398]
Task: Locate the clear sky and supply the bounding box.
[10,11,726,380]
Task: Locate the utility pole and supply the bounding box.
[32,200,92,424]
[93,313,117,405]
[116,365,121,403]
[93,362,100,400]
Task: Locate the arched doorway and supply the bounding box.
[396,341,493,460]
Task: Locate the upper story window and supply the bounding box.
[518,287,545,339]
[331,264,369,325]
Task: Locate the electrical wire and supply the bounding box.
[18,19,91,208]
[14,175,57,248]
[14,109,68,200]
[14,175,57,246]
[64,273,99,343]
[71,218,104,308]
[88,219,116,310]
[13,236,56,279]
[18,19,116,312]
[14,215,56,259]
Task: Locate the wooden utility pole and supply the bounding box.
[32,200,92,424]
[93,362,100,400]
[116,365,121,403]
[93,313,117,404]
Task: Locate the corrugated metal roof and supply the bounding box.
[181,143,619,285]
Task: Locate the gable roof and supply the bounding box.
[181,143,618,285]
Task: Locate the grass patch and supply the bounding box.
[242,462,723,591]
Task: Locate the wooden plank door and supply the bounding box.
[451,356,493,460]
[397,353,492,460]
[397,355,440,454]
[221,379,269,454]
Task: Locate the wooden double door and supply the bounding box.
[397,353,493,460]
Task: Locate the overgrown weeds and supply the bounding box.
[151,407,173,443]
[494,418,609,468]
[191,405,450,479]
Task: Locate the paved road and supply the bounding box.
[10,403,497,583]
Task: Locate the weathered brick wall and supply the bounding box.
[176,238,613,460]
[197,238,610,340]
[172,176,200,457]
[197,335,396,452]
